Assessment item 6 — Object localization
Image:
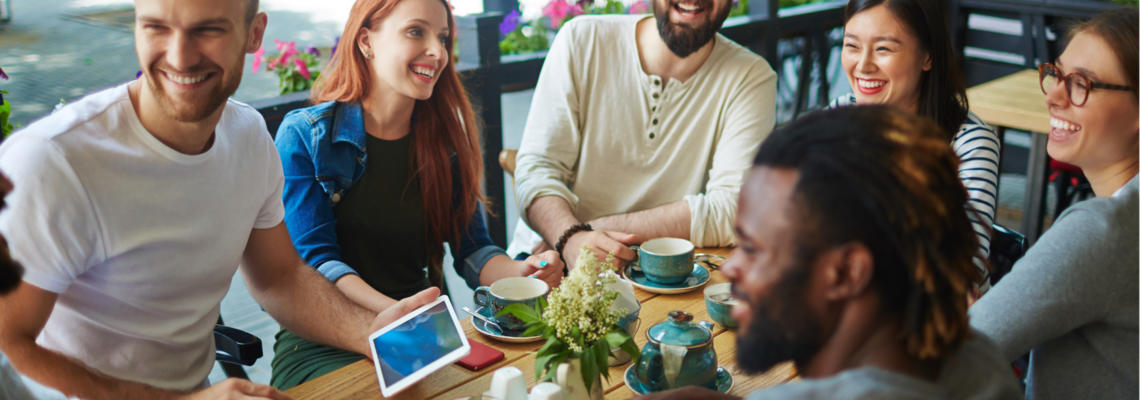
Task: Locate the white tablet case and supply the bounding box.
[369,295,471,397]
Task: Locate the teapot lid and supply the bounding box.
[647,311,711,347]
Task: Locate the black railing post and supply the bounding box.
[749,0,779,62]
[457,13,509,248]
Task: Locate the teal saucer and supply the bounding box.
[623,264,710,294]
[623,364,734,395]
[471,307,543,343]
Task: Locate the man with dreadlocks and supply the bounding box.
[634,106,1022,400]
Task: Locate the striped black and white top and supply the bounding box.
[830,94,1000,293]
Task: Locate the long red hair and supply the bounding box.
[313,0,485,258]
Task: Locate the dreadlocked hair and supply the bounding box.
[753,105,982,360]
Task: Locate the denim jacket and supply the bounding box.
[274,101,506,290]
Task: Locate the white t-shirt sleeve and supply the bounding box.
[254,121,285,230]
[0,135,101,293]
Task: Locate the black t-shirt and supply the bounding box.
[332,132,429,300]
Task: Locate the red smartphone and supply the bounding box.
[457,340,505,371]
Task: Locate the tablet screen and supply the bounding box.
[373,301,464,386]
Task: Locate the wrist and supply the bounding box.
[554,223,592,265]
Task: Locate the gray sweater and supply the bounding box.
[743,333,1023,399]
[971,174,1139,400]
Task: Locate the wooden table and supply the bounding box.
[285,248,797,399]
[966,69,1051,244]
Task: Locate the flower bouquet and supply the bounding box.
[499,247,639,395]
[253,40,322,95]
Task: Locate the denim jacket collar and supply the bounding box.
[332,102,367,152]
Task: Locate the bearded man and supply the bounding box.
[506,0,777,268]
[636,107,1023,400]
[0,0,438,399]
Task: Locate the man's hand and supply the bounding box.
[365,287,441,348]
[632,386,739,400]
[518,250,565,288]
[182,378,292,400]
[563,231,639,270]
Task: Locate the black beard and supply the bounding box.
[735,263,825,374]
[653,0,732,58]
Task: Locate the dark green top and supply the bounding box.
[332,132,429,300]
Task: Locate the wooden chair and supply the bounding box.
[499,149,517,178]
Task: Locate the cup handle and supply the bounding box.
[628,245,641,271]
[473,287,491,308]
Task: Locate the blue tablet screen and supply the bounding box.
[374,301,464,386]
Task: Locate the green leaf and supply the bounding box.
[536,336,564,359]
[580,347,597,393]
[521,321,547,337]
[604,326,631,350]
[498,303,542,323]
[621,339,640,365]
[593,339,611,381]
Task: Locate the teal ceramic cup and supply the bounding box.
[631,238,695,285]
[704,283,739,329]
[473,277,549,333]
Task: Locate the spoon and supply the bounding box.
[462,306,506,335]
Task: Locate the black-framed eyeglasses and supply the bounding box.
[1039,63,1132,107]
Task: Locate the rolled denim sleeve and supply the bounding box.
[275,111,358,282]
[450,202,508,290]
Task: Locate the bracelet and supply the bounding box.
[554,223,592,265]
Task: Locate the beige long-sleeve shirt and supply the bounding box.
[506,15,777,256]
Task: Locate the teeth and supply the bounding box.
[168,73,207,85]
[677,3,700,11]
[858,79,884,88]
[1050,117,1082,132]
[412,66,435,78]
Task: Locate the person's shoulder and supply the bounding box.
[711,34,774,76]
[1062,175,1139,230]
[745,369,919,400]
[273,101,340,143]
[939,332,1026,400]
[560,15,640,44]
[957,110,996,137]
[0,85,130,161]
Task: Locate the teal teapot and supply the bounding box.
[633,310,718,391]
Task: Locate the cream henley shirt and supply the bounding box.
[507,15,777,255]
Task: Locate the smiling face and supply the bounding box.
[722,167,826,374]
[134,0,264,123]
[358,0,451,101]
[841,5,930,113]
[652,0,733,58]
[1045,32,1140,172]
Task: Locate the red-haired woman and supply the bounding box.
[270,0,563,389]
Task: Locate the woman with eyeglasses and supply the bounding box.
[830,0,1000,294]
[970,8,1138,400]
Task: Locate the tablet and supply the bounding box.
[368,295,470,397]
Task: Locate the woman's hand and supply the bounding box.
[518,250,565,288]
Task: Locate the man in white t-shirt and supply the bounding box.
[0,0,438,399]
[506,0,777,269]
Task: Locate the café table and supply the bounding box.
[284,247,797,399]
[965,68,1051,245]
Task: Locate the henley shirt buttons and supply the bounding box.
[654,79,660,86]
[652,93,659,99]
[332,193,342,203]
[652,119,658,125]
[649,133,655,139]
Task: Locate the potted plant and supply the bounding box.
[501,247,639,400]
[252,40,323,95]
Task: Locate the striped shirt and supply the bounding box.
[830,94,1000,293]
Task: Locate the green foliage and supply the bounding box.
[1109,0,1138,5]
[501,301,636,394]
[586,0,627,15]
[272,52,321,95]
[729,0,749,17]
[0,90,11,138]
[500,24,552,56]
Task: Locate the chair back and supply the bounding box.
[987,224,1027,286]
[500,149,518,178]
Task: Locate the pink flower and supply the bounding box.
[543,0,573,28]
[275,39,299,66]
[252,46,265,73]
[294,57,311,79]
[628,0,649,14]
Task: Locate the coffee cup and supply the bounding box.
[630,238,695,285]
[473,277,549,333]
[703,283,738,329]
